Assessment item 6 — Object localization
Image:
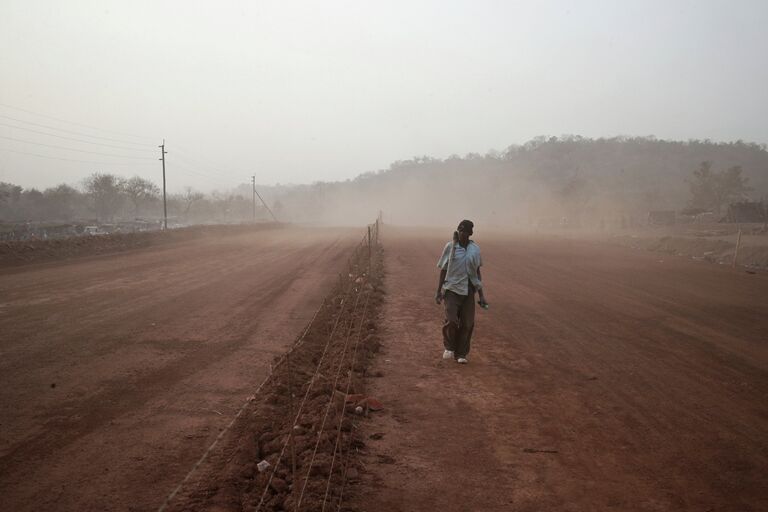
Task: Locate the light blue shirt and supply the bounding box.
[437,240,483,296]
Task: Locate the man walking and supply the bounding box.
[435,219,488,364]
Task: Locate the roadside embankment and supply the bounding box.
[609,228,768,269]
[0,223,282,267]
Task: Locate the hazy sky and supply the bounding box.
[1,0,767,192]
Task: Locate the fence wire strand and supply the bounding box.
[158,217,381,512]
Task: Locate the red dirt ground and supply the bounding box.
[0,224,283,267]
[3,225,767,511]
[164,240,386,512]
[0,226,358,512]
[350,227,768,512]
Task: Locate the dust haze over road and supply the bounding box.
[2,2,768,508]
[0,222,766,511]
[352,226,768,512]
[0,226,359,511]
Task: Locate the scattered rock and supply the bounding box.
[262,437,284,455]
[363,397,384,411]
[258,431,276,445]
[270,477,288,493]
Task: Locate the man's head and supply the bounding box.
[456,219,474,244]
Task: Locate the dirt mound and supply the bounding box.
[611,234,768,269]
[164,232,385,512]
[0,223,282,268]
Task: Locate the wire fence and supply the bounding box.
[158,215,382,512]
[254,215,382,511]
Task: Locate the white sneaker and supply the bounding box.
[442,350,454,360]
[457,357,468,364]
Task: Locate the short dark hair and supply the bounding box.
[457,219,474,233]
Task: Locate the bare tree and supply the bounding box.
[83,173,123,221]
[181,186,204,217]
[122,176,160,217]
[43,184,82,220]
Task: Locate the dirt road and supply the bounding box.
[0,226,358,512]
[352,227,768,512]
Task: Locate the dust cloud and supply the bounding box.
[250,137,768,231]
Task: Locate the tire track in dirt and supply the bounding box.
[0,226,359,512]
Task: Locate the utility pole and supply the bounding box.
[159,140,168,230]
[251,175,256,222]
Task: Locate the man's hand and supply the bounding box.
[436,269,447,305]
[478,290,489,310]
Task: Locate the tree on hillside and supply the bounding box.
[83,173,123,221]
[714,165,752,212]
[122,176,160,217]
[688,162,751,214]
[687,161,717,212]
[558,175,592,224]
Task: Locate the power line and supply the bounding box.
[0,114,155,147]
[173,150,233,178]
[162,143,277,191]
[172,142,226,168]
[0,121,157,153]
[0,145,156,166]
[173,151,242,182]
[1,140,254,193]
[0,134,157,159]
[173,142,251,178]
[172,158,227,181]
[172,160,238,187]
[0,102,156,141]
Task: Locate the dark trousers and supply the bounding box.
[442,283,475,358]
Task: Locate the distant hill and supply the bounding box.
[260,136,768,227]
[8,136,763,228]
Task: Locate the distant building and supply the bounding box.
[647,210,676,226]
[725,201,767,223]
